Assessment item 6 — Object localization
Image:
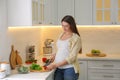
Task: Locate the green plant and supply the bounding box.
[17,66,29,74]
[30,63,42,70]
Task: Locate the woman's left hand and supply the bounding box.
[46,63,57,70]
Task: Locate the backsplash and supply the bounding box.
[8,26,120,62]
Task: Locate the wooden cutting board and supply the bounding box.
[16,50,22,66]
[30,67,50,72]
[9,45,16,69]
[86,53,106,57]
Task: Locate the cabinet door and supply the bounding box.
[8,0,32,26]
[93,0,113,25]
[78,61,87,80]
[32,0,39,24]
[75,0,92,25]
[57,0,74,24]
[44,0,57,25]
[115,0,120,24]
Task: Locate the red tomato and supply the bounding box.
[42,57,47,63]
[43,66,47,70]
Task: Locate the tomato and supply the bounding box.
[42,57,47,63]
[43,66,47,70]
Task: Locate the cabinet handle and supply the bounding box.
[50,22,52,24]
[103,75,114,78]
[79,62,83,64]
[115,22,117,24]
[103,65,114,67]
[39,22,42,24]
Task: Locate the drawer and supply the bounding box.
[88,78,120,80]
[88,61,120,69]
[88,69,120,74]
[88,70,120,79]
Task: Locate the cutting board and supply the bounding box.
[86,53,106,57]
[9,45,16,69]
[16,50,22,66]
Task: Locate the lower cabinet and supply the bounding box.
[79,60,120,80]
[78,61,87,80]
[88,61,120,80]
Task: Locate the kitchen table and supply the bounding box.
[1,70,54,80]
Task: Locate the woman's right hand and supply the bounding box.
[50,54,56,62]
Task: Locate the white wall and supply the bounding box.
[9,26,120,62]
[0,0,11,61]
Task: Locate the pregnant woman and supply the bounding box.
[47,15,82,80]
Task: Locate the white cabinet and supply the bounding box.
[44,0,57,25]
[57,0,74,24]
[58,0,92,25]
[78,61,87,80]
[8,0,32,26]
[75,0,92,25]
[93,0,120,25]
[88,61,120,80]
[7,0,57,26]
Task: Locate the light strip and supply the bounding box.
[8,25,120,29]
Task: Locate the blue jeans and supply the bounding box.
[54,67,79,80]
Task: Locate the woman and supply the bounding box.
[46,15,82,80]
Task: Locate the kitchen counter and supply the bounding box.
[1,70,54,80]
[78,53,120,60]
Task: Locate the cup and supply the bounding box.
[0,62,11,75]
[0,69,6,79]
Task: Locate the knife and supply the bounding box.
[43,59,52,67]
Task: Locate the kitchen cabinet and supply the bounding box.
[78,54,120,80]
[8,0,57,26]
[57,0,74,24]
[32,0,57,25]
[93,0,120,25]
[75,0,92,25]
[8,0,32,26]
[78,61,87,80]
[43,0,57,25]
[58,0,92,25]
[88,61,120,80]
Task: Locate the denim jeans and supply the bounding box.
[54,67,79,80]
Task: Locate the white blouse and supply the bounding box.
[55,39,73,69]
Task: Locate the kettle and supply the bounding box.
[0,62,11,75]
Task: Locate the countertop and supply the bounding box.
[78,53,120,61]
[1,70,54,80]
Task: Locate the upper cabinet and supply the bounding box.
[8,0,32,26]
[32,0,57,25]
[75,0,92,25]
[57,0,74,24]
[8,0,57,26]
[7,0,120,26]
[93,0,120,25]
[58,0,92,25]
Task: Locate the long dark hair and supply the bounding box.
[61,15,80,36]
[61,15,82,53]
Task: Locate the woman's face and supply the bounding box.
[61,21,71,32]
